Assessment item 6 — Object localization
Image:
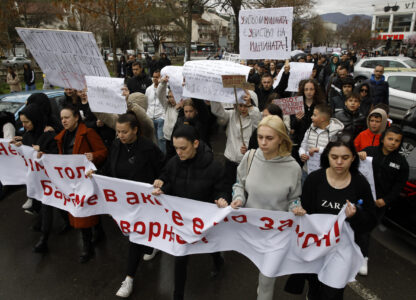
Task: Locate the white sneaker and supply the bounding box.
[143,249,159,261]
[116,277,133,298]
[22,198,33,209]
[358,257,368,276]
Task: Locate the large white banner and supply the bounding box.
[0,145,364,289]
[273,62,314,92]
[0,139,27,185]
[85,76,126,114]
[16,28,110,90]
[161,66,184,102]
[182,60,251,104]
[239,8,293,60]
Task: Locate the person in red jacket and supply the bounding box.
[354,108,387,152]
[55,104,108,263]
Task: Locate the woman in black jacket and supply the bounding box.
[12,105,59,253]
[23,63,35,91]
[101,113,165,298]
[152,125,227,300]
[26,93,63,133]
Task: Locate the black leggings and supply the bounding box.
[224,158,239,201]
[126,241,145,277]
[307,274,344,300]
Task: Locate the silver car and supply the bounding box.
[384,72,416,120]
[1,56,32,68]
[353,56,416,83]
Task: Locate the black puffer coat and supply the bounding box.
[334,107,366,138]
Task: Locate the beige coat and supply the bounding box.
[7,73,22,92]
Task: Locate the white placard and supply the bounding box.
[182,60,251,104]
[311,47,327,54]
[273,62,314,92]
[307,153,321,174]
[239,7,293,59]
[0,139,27,185]
[359,157,376,200]
[85,76,126,114]
[161,66,183,102]
[16,28,110,90]
[222,52,241,63]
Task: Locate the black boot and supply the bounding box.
[33,234,49,253]
[91,220,106,245]
[79,229,94,263]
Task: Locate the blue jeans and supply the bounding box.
[153,118,166,154]
[25,84,36,91]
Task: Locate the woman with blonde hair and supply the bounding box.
[230,115,304,300]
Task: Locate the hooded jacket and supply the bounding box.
[354,108,387,152]
[210,101,261,163]
[366,74,389,105]
[233,148,302,211]
[27,93,63,132]
[159,141,227,203]
[335,106,366,138]
[299,118,344,156]
[354,82,373,116]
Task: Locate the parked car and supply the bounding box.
[0,89,65,134]
[2,56,32,68]
[384,72,416,120]
[353,56,416,83]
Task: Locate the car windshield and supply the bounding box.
[404,59,416,68]
[0,101,24,114]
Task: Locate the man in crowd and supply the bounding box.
[126,62,152,94]
[125,55,136,78]
[329,76,355,113]
[327,65,349,100]
[366,65,389,106]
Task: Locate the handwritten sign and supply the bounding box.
[85,76,126,114]
[272,96,304,115]
[161,66,183,102]
[358,157,376,200]
[222,52,241,63]
[311,47,327,54]
[16,28,109,90]
[182,60,251,104]
[273,62,314,92]
[307,153,321,174]
[239,7,293,60]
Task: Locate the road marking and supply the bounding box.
[348,280,381,300]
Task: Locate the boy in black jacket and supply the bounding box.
[357,125,409,275]
[335,93,366,138]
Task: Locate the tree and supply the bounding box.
[338,16,372,49]
[308,15,327,46]
[16,0,63,28]
[0,0,21,56]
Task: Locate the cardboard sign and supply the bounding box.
[85,76,126,114]
[272,96,304,115]
[239,7,293,59]
[16,28,109,90]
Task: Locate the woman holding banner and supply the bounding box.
[285,132,377,299]
[230,115,303,300]
[98,113,164,298]
[55,104,107,263]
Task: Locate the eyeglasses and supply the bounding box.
[360,89,368,93]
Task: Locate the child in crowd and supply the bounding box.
[334,93,366,138]
[299,104,344,173]
[354,108,388,152]
[357,125,409,275]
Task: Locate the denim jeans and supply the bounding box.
[153,118,166,154]
[25,84,36,91]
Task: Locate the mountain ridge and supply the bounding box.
[321,13,372,25]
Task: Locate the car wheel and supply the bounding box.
[354,76,367,84]
[400,137,416,158]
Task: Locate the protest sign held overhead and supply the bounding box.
[273,62,314,92]
[272,96,304,115]
[161,66,184,102]
[222,52,241,63]
[311,46,327,54]
[85,76,126,114]
[239,7,293,60]
[16,28,109,90]
[182,60,251,104]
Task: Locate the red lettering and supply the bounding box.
[126,192,140,205]
[153,197,162,206]
[63,194,71,206]
[120,220,131,233]
[148,222,161,242]
[0,143,8,155]
[172,211,184,226]
[277,219,293,232]
[35,161,44,172]
[163,224,174,242]
[28,159,34,171]
[54,166,64,178]
[176,234,187,245]
[76,166,86,178]
[302,234,321,248]
[322,232,331,247]
[73,194,86,207]
[64,167,75,179]
[259,217,274,230]
[133,221,146,234]
[54,190,63,200]
[41,180,53,196]
[86,194,98,206]
[232,215,247,223]
[333,221,340,243]
[192,217,204,235]
[8,144,17,155]
[141,193,155,205]
[103,189,117,202]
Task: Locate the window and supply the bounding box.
[375,16,390,32]
[392,14,412,32]
[387,76,415,92]
[403,59,416,68]
[389,61,406,68]
[362,60,378,68]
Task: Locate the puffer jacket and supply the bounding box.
[335,107,366,138]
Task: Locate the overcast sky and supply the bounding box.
[314,0,388,15]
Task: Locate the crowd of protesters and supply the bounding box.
[0,50,410,300]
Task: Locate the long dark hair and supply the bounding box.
[7,67,16,79]
[320,131,359,174]
[297,79,325,105]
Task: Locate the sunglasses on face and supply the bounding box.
[360,89,368,93]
